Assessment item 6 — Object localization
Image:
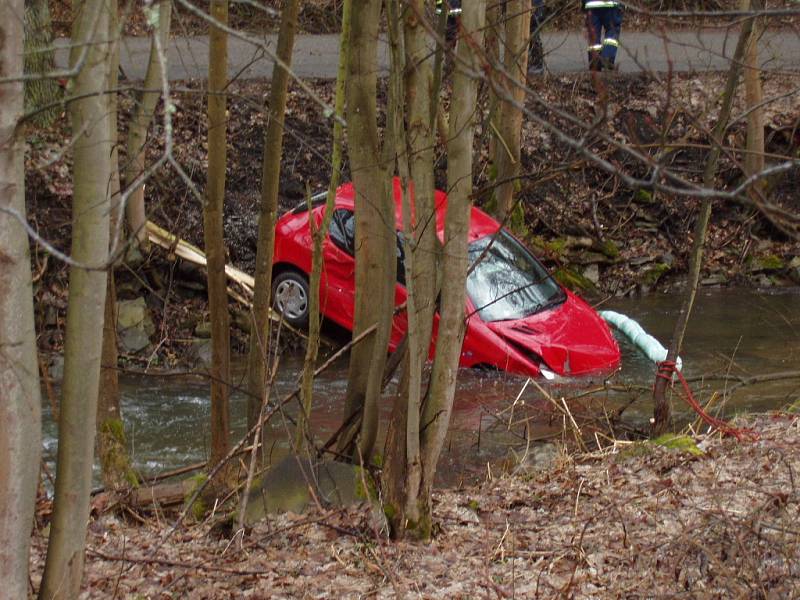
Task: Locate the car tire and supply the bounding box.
[272,270,310,328]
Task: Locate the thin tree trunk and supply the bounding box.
[404,0,438,374]
[382,0,414,536]
[652,16,754,435]
[493,0,530,223]
[39,0,112,595]
[246,0,300,444]
[382,0,441,538]
[296,0,352,450]
[485,0,502,167]
[420,0,484,537]
[383,0,485,539]
[742,0,764,191]
[337,0,396,463]
[0,2,42,594]
[205,0,231,472]
[97,0,135,491]
[124,0,172,247]
[24,0,61,125]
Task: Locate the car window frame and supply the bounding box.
[327,208,407,285]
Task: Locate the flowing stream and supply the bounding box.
[41,288,800,488]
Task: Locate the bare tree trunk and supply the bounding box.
[381,0,413,536]
[423,0,484,504]
[205,0,231,471]
[337,0,396,462]
[246,0,300,443]
[24,0,61,125]
[404,0,438,374]
[492,0,530,223]
[485,0,501,166]
[124,0,172,247]
[382,0,441,538]
[652,17,754,435]
[0,3,42,595]
[742,0,764,190]
[39,0,112,595]
[296,0,352,450]
[384,0,485,540]
[97,1,135,491]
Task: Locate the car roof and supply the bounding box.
[333,178,501,243]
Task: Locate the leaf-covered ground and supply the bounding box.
[29,415,800,598]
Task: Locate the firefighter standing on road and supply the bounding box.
[583,0,623,71]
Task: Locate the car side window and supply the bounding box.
[328,207,407,285]
[395,233,406,286]
[329,208,356,255]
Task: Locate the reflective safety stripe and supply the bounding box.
[602,38,619,47]
[584,0,619,8]
[435,1,462,15]
[587,44,603,51]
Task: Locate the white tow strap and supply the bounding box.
[599,310,682,371]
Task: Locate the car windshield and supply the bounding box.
[467,231,564,322]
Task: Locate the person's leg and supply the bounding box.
[528,17,544,72]
[586,10,602,71]
[600,6,622,69]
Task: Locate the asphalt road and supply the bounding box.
[54,29,800,81]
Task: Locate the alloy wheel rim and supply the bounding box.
[274,279,308,320]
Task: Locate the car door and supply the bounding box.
[321,208,357,330]
[323,207,410,349]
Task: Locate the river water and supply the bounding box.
[41,288,800,487]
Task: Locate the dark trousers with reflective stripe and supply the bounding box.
[585,6,622,71]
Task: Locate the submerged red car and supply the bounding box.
[271,180,620,378]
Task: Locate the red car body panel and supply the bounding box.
[273,180,621,378]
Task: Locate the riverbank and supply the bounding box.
[26,70,800,369]
[28,413,800,597]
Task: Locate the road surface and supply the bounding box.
[54,30,800,81]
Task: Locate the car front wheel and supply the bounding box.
[272,271,310,327]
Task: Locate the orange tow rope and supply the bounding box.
[656,361,759,442]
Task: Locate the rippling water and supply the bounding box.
[41,288,800,487]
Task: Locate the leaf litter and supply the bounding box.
[29,414,800,598]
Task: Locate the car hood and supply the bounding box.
[484,291,621,376]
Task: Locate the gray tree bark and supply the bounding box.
[382,0,439,539]
[0,1,42,595]
[742,0,764,191]
[124,0,172,247]
[97,0,136,491]
[383,0,485,539]
[205,0,232,473]
[39,0,113,596]
[492,0,530,224]
[337,0,396,462]
[24,0,61,125]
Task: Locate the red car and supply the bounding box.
[271,179,620,378]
